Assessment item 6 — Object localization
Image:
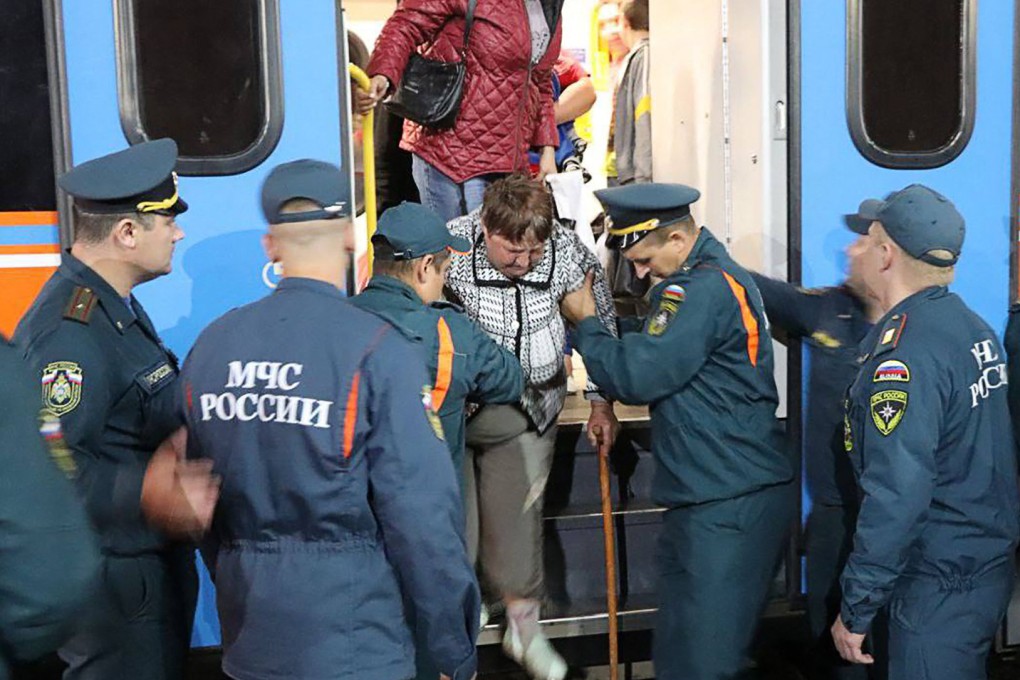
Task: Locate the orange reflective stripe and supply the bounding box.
[720,271,760,367]
[343,371,361,459]
[432,317,454,411]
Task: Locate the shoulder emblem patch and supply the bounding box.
[873,359,910,383]
[647,292,683,337]
[41,361,83,416]
[421,386,446,441]
[62,287,97,324]
[38,410,76,478]
[870,390,907,436]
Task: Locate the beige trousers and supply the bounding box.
[463,404,557,600]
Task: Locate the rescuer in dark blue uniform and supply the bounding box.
[13,140,215,680]
[834,185,1019,679]
[352,201,524,484]
[560,183,796,680]
[750,257,880,679]
[181,160,480,680]
[0,339,100,680]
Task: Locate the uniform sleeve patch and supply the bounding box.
[38,410,76,478]
[873,360,910,383]
[41,361,83,416]
[647,298,681,337]
[421,386,446,441]
[870,390,907,435]
[662,284,686,302]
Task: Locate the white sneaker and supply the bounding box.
[480,602,490,631]
[502,624,568,680]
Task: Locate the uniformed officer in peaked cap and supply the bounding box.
[14,139,218,680]
[181,162,481,680]
[560,182,795,679]
[834,184,1019,679]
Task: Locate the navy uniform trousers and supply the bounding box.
[654,482,795,680]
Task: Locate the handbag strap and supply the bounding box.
[461,0,477,54]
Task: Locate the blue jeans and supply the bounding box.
[411,155,500,222]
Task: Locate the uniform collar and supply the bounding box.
[275,276,347,300]
[858,285,946,355]
[363,275,424,305]
[669,227,721,277]
[59,251,139,333]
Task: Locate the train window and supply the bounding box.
[0,0,56,211]
[116,0,282,176]
[846,0,975,168]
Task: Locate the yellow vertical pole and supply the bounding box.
[348,64,376,277]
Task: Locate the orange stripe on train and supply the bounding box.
[0,211,59,226]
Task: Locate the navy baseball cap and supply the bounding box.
[261,159,351,224]
[58,138,187,215]
[372,202,471,260]
[594,183,701,250]
[844,184,964,267]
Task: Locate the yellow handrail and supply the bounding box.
[348,64,376,279]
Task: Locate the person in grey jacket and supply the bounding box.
[0,340,100,680]
[611,0,651,185]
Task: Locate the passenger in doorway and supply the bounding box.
[180,161,480,680]
[833,185,1019,679]
[13,139,215,680]
[444,175,620,680]
[749,247,881,679]
[560,183,796,679]
[366,0,565,221]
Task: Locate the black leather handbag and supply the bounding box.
[384,0,477,129]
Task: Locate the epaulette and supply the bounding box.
[873,313,907,357]
[797,286,831,297]
[429,300,465,314]
[62,286,97,324]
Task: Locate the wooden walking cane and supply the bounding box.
[598,437,619,680]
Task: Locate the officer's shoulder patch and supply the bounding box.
[870,389,907,436]
[38,409,76,478]
[421,385,446,441]
[873,314,907,357]
[41,361,83,416]
[873,359,910,383]
[647,296,682,337]
[62,287,97,324]
[661,284,686,302]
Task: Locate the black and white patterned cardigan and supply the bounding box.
[444,209,618,433]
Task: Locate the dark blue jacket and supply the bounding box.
[750,275,873,506]
[573,229,793,507]
[351,275,524,474]
[841,287,1020,633]
[13,253,183,556]
[182,277,479,680]
[0,341,100,679]
[1004,303,1020,462]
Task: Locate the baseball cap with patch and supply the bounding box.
[58,138,187,216]
[594,183,701,250]
[844,184,964,267]
[261,159,351,224]
[371,202,471,260]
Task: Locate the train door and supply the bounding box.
[796,0,1019,646]
[51,0,357,646]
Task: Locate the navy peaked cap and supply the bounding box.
[594,183,701,250]
[58,138,187,215]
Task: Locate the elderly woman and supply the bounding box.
[366,0,564,222]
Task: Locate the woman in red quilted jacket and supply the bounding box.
[366,0,564,224]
